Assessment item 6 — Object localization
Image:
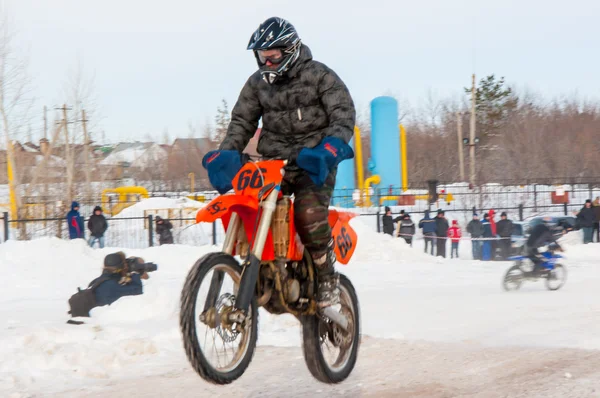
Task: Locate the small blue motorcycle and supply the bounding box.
[502,246,567,291]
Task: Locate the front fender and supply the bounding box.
[196,194,259,223]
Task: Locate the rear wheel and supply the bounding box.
[301,274,360,384]
[545,263,567,291]
[180,253,258,384]
[503,263,524,291]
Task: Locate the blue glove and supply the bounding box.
[202,150,247,194]
[296,137,354,186]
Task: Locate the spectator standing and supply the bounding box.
[488,209,498,258]
[435,210,449,258]
[156,216,174,245]
[66,201,84,240]
[467,213,484,260]
[398,213,416,246]
[88,206,108,248]
[419,210,437,256]
[593,197,600,243]
[447,220,462,259]
[481,213,493,261]
[496,212,513,260]
[577,200,596,244]
[382,206,403,236]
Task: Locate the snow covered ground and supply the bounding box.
[1,217,599,396]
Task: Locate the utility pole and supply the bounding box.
[469,74,477,186]
[43,106,48,201]
[456,112,465,181]
[81,110,92,201]
[56,104,74,204]
[43,106,47,140]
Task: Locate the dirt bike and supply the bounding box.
[502,246,567,291]
[179,159,361,385]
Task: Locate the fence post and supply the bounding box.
[563,202,568,216]
[588,183,592,200]
[518,204,524,221]
[533,184,537,213]
[3,212,8,242]
[212,221,217,246]
[376,189,381,233]
[148,214,154,247]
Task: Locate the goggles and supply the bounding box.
[257,48,284,64]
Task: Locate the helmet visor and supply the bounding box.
[257,49,284,64]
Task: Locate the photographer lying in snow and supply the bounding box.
[67,252,158,324]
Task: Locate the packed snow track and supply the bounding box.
[1,219,599,397]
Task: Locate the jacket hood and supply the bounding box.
[71,201,80,210]
[286,44,313,79]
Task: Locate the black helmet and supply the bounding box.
[247,17,302,84]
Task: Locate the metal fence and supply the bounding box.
[1,213,224,249]
[2,180,599,248]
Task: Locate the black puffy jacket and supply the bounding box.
[88,214,108,238]
[496,219,513,238]
[435,217,449,237]
[399,218,416,237]
[578,206,596,228]
[220,45,356,165]
[467,220,484,237]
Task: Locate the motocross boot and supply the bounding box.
[312,239,340,309]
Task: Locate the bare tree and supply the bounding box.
[213,98,230,144]
[0,11,35,221]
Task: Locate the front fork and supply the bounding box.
[203,187,280,318]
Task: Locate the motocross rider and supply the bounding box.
[526,217,563,274]
[201,17,356,308]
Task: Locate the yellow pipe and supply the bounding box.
[379,195,399,205]
[400,124,408,192]
[353,126,364,194]
[188,172,195,193]
[7,142,18,220]
[363,175,381,207]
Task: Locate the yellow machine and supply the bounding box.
[101,186,149,216]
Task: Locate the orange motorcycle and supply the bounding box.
[180,159,360,384]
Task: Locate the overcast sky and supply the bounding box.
[7,0,600,143]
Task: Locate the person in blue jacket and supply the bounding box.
[92,252,146,307]
[66,201,84,239]
[68,252,157,322]
[481,213,494,261]
[419,210,437,255]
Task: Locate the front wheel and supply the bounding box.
[545,263,567,291]
[180,252,258,384]
[503,263,524,291]
[301,274,360,384]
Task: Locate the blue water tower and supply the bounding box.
[370,96,401,205]
[333,135,356,208]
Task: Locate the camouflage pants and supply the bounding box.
[281,168,337,259]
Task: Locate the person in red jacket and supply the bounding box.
[448,220,462,259]
[488,209,498,258]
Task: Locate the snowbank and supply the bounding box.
[114,197,206,219]
[1,217,600,395]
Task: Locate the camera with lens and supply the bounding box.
[126,256,158,274]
